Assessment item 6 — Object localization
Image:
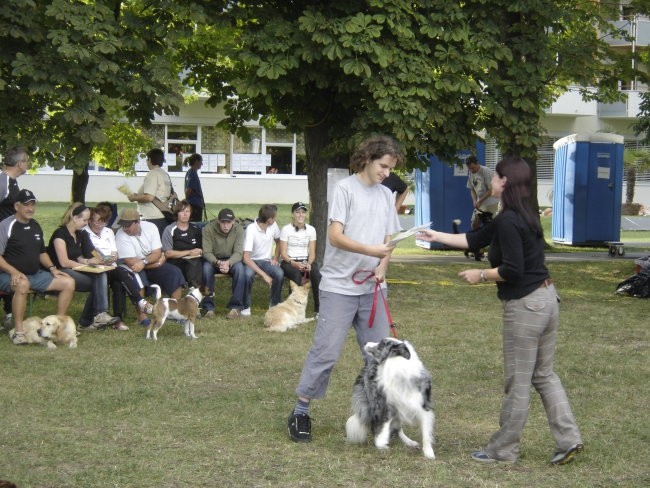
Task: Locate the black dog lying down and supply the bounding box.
[345,337,435,459]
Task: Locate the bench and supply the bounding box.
[0,290,38,320]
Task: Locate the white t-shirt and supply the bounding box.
[115,221,162,261]
[320,174,400,295]
[83,225,117,256]
[243,221,280,261]
[280,223,317,261]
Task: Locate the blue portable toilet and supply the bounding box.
[415,142,486,249]
[552,133,624,245]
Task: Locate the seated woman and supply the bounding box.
[47,203,119,330]
[162,200,207,289]
[279,202,321,317]
[83,205,153,329]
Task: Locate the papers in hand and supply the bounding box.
[117,183,133,196]
[388,222,432,246]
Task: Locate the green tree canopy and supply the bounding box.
[183,0,641,258]
[0,0,209,200]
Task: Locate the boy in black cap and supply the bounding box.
[201,208,251,318]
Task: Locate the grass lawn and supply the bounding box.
[0,203,648,487]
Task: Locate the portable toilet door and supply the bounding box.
[414,141,486,249]
[552,133,624,245]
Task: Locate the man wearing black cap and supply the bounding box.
[0,189,76,345]
[201,208,252,318]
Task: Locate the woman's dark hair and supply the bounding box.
[495,156,542,236]
[185,153,202,167]
[349,135,404,173]
[146,148,165,166]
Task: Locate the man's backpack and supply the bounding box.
[234,217,254,230]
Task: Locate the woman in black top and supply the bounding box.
[47,203,119,330]
[418,156,583,465]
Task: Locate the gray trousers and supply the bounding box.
[485,284,582,461]
[296,289,390,400]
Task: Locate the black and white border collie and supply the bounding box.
[345,337,435,459]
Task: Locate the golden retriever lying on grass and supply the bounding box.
[8,315,77,349]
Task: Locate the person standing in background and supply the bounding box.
[184,153,205,222]
[466,155,499,230]
[0,147,31,326]
[0,147,30,222]
[381,172,409,212]
[128,148,173,236]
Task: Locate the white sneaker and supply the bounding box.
[93,312,119,325]
[4,313,12,328]
[241,308,251,316]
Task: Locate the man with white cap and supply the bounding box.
[0,189,75,345]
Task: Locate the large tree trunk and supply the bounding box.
[71,163,89,204]
[526,154,541,217]
[304,124,332,266]
[303,120,350,265]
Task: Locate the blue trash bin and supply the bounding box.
[415,142,486,249]
[551,133,624,245]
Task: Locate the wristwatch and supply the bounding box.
[143,258,148,265]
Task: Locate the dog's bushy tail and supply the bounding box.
[150,284,162,301]
[345,415,369,444]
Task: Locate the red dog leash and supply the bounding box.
[352,270,398,338]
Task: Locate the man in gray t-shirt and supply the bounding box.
[287,135,403,444]
[466,155,499,230]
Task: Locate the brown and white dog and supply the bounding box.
[264,281,314,332]
[148,284,205,340]
[8,315,78,349]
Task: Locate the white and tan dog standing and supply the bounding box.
[264,281,314,332]
[8,315,78,349]
[148,284,204,340]
[345,337,436,459]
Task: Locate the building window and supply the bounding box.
[166,125,198,172]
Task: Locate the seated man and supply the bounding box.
[114,208,185,325]
[242,204,284,313]
[202,208,252,319]
[0,189,75,345]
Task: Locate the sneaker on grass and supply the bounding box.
[288,412,312,442]
[93,312,119,325]
[11,331,27,345]
[241,308,251,317]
